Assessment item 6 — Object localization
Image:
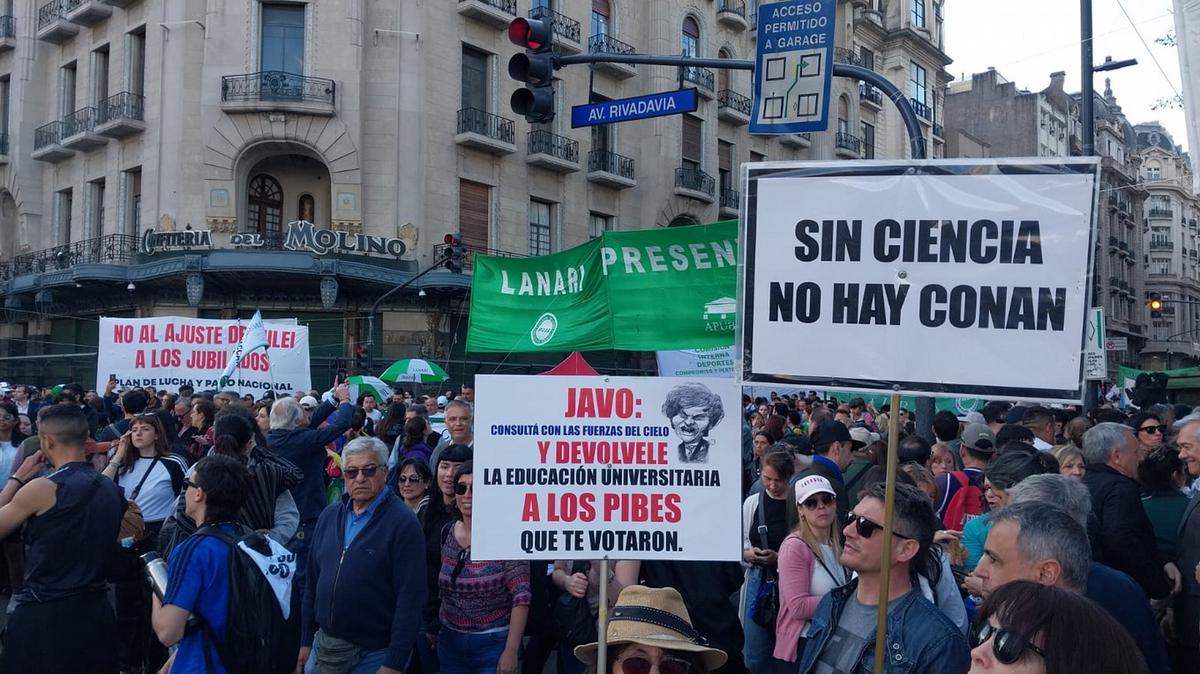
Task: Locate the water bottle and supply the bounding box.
[141,551,169,600]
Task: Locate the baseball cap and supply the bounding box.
[848,426,880,449]
[299,395,320,410]
[958,411,986,425]
[961,423,998,453]
[437,395,448,409]
[812,420,852,450]
[794,475,837,506]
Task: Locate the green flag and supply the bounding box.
[466,238,612,352]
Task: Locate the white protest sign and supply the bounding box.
[97,316,311,396]
[656,346,737,379]
[472,375,742,561]
[740,159,1099,402]
[1084,307,1107,381]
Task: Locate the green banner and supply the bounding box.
[466,221,738,352]
[466,238,612,352]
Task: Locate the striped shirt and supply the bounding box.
[438,529,531,633]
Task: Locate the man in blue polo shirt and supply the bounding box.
[152,454,251,673]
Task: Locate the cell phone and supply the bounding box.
[109,374,118,383]
[335,369,347,386]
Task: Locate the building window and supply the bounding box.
[858,47,875,71]
[461,45,489,112]
[591,0,609,38]
[1146,165,1161,180]
[260,3,305,74]
[0,76,9,137]
[247,174,284,238]
[591,94,612,152]
[837,95,850,134]
[127,28,146,96]
[298,194,315,222]
[861,121,876,159]
[589,212,611,239]
[459,179,490,253]
[92,45,109,106]
[751,150,766,163]
[60,62,77,118]
[56,188,73,245]
[1152,257,1171,275]
[529,199,552,256]
[717,48,732,92]
[911,0,925,28]
[123,167,142,236]
[89,178,105,238]
[718,140,734,193]
[682,16,699,57]
[909,61,927,106]
[682,115,702,171]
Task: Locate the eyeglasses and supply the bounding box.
[618,655,694,674]
[454,482,473,495]
[802,493,835,509]
[846,512,912,540]
[397,475,426,484]
[970,621,1046,665]
[343,465,380,480]
[184,479,199,491]
[1138,425,1168,435]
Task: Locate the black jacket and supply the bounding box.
[1082,463,1170,599]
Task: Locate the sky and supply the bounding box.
[945,0,1189,154]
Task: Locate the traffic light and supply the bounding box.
[508,18,556,123]
[355,345,369,372]
[444,233,466,273]
[1149,292,1163,318]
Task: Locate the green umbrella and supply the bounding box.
[346,375,393,403]
[379,358,450,384]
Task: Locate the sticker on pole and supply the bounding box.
[739,158,1101,403]
[750,0,836,135]
[471,375,743,561]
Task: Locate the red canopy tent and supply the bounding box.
[541,352,599,376]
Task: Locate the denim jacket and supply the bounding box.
[796,579,969,674]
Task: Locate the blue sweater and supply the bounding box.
[302,489,427,670]
[266,401,353,522]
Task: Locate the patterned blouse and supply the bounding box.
[438,527,531,633]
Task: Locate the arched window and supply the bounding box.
[682,17,699,57]
[247,174,283,237]
[592,0,610,38]
[718,48,732,92]
[298,194,315,223]
[837,94,850,134]
[669,214,699,227]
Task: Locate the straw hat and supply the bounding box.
[574,586,727,670]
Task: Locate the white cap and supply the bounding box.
[299,395,320,410]
[437,395,448,408]
[794,475,837,506]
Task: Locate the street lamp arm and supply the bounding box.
[364,250,452,351]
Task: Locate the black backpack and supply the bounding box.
[194,526,300,674]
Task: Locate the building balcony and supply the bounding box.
[0,234,138,280]
[717,0,748,31]
[63,0,111,26]
[589,34,637,79]
[932,123,944,139]
[220,71,337,116]
[680,65,715,100]
[526,129,580,173]
[587,149,636,189]
[834,47,865,67]
[32,122,73,162]
[456,0,516,27]
[909,98,932,121]
[717,89,751,125]
[779,132,812,148]
[60,107,107,150]
[719,187,740,218]
[1149,207,1174,219]
[529,5,581,53]
[95,92,146,138]
[0,16,16,51]
[859,83,883,109]
[455,108,516,155]
[102,0,138,6]
[674,167,716,203]
[36,0,79,43]
[835,131,862,158]
[1150,240,1174,250]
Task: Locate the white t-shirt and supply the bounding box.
[0,441,17,482]
[117,455,187,523]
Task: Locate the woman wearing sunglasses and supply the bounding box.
[575,585,727,674]
[438,461,530,674]
[394,457,432,512]
[1129,412,1167,453]
[774,475,847,673]
[970,580,1148,673]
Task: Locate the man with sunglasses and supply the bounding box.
[796,482,968,674]
[300,437,425,674]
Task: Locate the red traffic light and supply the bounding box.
[508,17,552,51]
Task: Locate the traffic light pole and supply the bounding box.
[364,251,452,374]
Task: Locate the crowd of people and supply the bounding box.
[0,377,1197,673]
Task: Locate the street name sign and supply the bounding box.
[571,89,698,128]
[1085,308,1107,381]
[750,0,836,135]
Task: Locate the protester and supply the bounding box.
[970,580,1150,674]
[573,585,727,674]
[962,450,1045,570]
[799,420,854,518]
[429,400,474,468]
[0,401,25,483]
[1049,443,1085,479]
[1129,411,1167,453]
[775,475,847,672]
[1169,416,1200,673]
[419,442,473,672]
[394,457,433,512]
[739,450,795,671]
[96,388,149,442]
[1139,446,1189,561]
[1021,407,1057,450]
[937,423,998,526]
[187,398,216,461]
[0,404,124,674]
[254,400,272,435]
[300,437,425,674]
[551,558,640,674]
[438,461,529,674]
[796,482,969,673]
[394,415,434,465]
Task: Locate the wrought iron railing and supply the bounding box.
[221,71,336,106]
[3,234,138,280]
[529,5,580,43]
[932,123,944,138]
[909,98,931,119]
[720,188,739,211]
[458,0,516,14]
[34,121,63,150]
[859,83,883,106]
[37,0,66,32]
[834,47,863,67]
[528,129,578,163]
[588,149,635,180]
[836,131,862,155]
[62,107,100,138]
[590,33,635,57]
[718,0,746,17]
[0,15,15,38]
[1150,240,1174,249]
[718,89,752,116]
[680,65,714,90]
[675,167,715,197]
[98,91,145,124]
[457,108,515,144]
[1149,208,1174,219]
